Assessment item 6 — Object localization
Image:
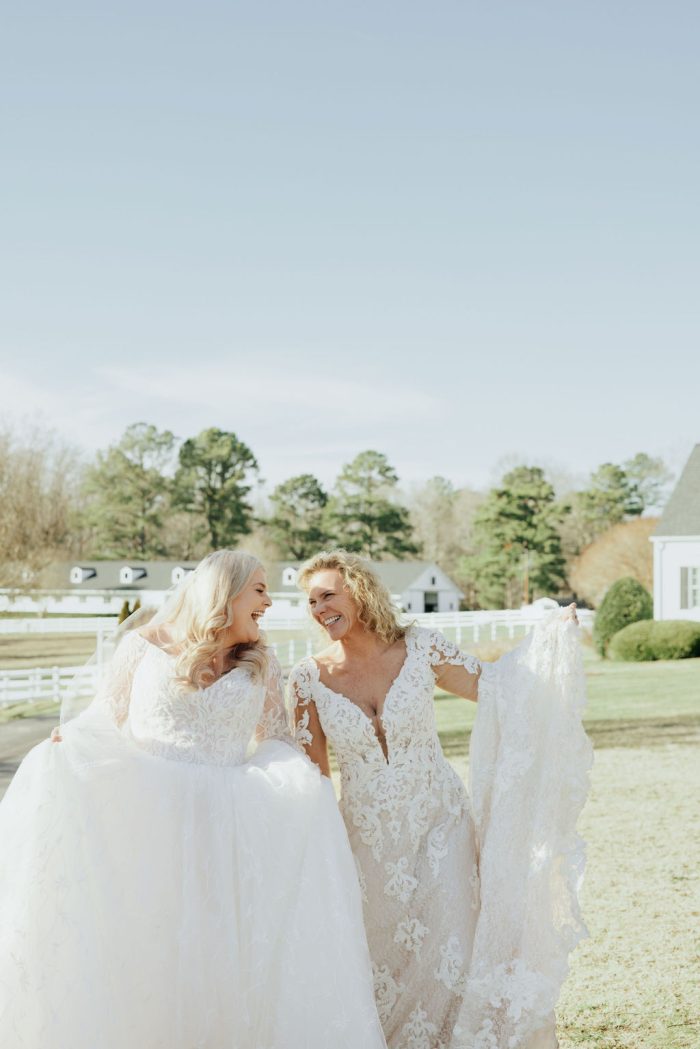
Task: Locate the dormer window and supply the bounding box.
[70,566,97,585]
[171,566,193,585]
[282,567,298,587]
[119,566,147,585]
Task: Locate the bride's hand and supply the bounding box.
[562,602,578,624]
[50,727,63,743]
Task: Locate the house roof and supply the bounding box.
[40,559,462,595]
[654,444,700,537]
[268,560,461,595]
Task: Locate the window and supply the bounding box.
[681,567,700,609]
[431,575,436,585]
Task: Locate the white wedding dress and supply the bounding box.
[0,632,387,1049]
[290,617,592,1049]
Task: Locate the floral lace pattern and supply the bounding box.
[103,633,294,767]
[290,619,591,1049]
[289,626,481,1049]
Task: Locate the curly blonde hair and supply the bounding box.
[297,549,405,645]
[157,550,269,689]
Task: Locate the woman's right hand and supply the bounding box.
[50,727,63,743]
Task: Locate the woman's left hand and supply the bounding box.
[562,602,578,624]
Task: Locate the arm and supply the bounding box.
[95,630,147,727]
[428,606,578,703]
[289,665,331,778]
[427,630,481,702]
[255,655,296,745]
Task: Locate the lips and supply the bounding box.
[323,615,341,627]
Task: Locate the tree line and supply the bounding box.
[0,420,673,608]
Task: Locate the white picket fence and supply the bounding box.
[0,608,593,708]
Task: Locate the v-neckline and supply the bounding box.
[309,627,413,729]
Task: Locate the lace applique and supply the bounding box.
[384,856,418,904]
[393,916,428,958]
[434,935,466,993]
[373,964,405,1026]
[398,1004,439,1049]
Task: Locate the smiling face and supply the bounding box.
[219,566,272,647]
[307,568,360,641]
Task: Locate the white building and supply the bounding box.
[650,444,700,621]
[266,560,464,614]
[1,559,464,618]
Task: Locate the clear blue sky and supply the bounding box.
[1,2,698,492]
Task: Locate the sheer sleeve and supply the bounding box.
[288,660,331,777]
[420,628,481,702]
[92,631,147,728]
[255,655,297,746]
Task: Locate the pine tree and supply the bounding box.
[266,474,330,559]
[82,423,176,559]
[464,466,567,608]
[174,428,258,550]
[325,451,419,560]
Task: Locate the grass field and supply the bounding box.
[1,631,698,1046]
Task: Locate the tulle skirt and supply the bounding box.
[0,714,386,1049]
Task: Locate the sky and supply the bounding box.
[1,2,698,495]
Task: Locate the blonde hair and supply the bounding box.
[158,550,269,689]
[297,549,405,645]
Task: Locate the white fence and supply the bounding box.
[0,608,593,708]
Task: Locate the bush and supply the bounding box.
[593,577,653,657]
[609,619,700,661]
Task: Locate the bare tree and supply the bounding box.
[568,517,658,607]
[0,423,83,588]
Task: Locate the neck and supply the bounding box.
[335,623,391,661]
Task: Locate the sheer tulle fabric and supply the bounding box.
[0,635,386,1049]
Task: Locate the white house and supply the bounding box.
[650,444,700,621]
[264,561,464,614]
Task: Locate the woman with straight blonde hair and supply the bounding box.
[290,548,591,1049]
[0,550,387,1049]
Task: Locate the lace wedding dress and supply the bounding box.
[290,617,591,1049]
[0,632,387,1049]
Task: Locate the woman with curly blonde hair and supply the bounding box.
[0,550,387,1049]
[290,549,589,1049]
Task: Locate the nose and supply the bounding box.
[264,593,272,608]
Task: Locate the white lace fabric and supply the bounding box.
[94,631,295,766]
[290,619,591,1049]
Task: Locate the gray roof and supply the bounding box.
[39,559,462,595]
[654,444,700,537]
[40,561,197,591]
[268,560,461,594]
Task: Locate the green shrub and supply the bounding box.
[609,619,700,661]
[593,577,653,657]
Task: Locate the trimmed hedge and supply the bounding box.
[609,619,700,661]
[593,577,653,657]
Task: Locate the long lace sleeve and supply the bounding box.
[288,660,331,777]
[255,655,297,746]
[454,613,593,1049]
[92,631,147,728]
[419,628,482,701]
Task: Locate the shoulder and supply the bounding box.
[287,657,318,703]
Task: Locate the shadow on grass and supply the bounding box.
[439,713,700,756]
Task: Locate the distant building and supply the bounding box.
[650,444,700,621]
[266,560,464,614]
[1,559,463,618]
